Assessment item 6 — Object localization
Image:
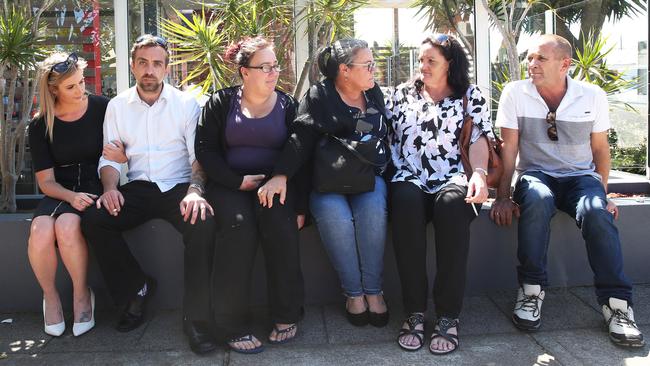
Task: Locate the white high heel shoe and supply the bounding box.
[43,299,65,337]
[72,288,95,337]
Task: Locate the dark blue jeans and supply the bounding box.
[513,171,633,306]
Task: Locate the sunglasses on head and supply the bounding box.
[427,33,451,47]
[546,111,558,141]
[135,34,168,48]
[50,53,78,74]
[348,61,376,72]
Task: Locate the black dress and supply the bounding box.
[28,94,109,218]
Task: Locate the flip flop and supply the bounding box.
[228,334,265,354]
[268,323,298,345]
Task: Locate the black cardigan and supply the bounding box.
[194,86,308,213]
[273,79,386,179]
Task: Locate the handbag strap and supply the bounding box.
[328,135,389,167]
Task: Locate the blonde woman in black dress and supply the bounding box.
[28,52,125,337]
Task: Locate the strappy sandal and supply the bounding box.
[397,313,425,351]
[268,323,297,345]
[228,334,265,354]
[429,317,459,355]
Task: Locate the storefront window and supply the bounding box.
[21,0,117,195]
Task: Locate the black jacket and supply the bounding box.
[195,86,308,213]
[273,79,387,179]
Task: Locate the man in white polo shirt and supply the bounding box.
[490,34,644,347]
[82,35,218,354]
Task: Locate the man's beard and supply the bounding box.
[137,78,162,92]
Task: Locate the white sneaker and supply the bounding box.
[602,298,645,347]
[512,284,545,331]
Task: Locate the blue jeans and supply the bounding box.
[310,176,388,297]
[513,171,633,305]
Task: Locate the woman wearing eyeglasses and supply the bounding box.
[194,36,305,354]
[385,34,493,355]
[259,38,390,328]
[27,52,126,337]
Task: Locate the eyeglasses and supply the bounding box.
[50,53,78,74]
[348,61,376,72]
[546,111,558,141]
[427,33,451,48]
[135,34,168,48]
[246,64,282,73]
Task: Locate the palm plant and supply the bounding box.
[161,1,295,93]
[570,31,641,111]
[293,0,369,97]
[412,0,476,54]
[0,3,52,212]
[160,7,231,95]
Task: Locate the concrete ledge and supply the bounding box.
[1,198,649,312]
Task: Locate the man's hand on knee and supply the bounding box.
[96,189,125,216]
[490,197,520,226]
[180,192,214,225]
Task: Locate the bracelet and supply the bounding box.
[189,183,205,195]
[474,167,488,176]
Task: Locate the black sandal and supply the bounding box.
[228,334,265,354]
[268,323,297,345]
[429,317,459,355]
[397,313,425,351]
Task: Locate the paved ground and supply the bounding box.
[2,285,649,365]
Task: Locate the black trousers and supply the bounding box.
[82,181,216,322]
[206,182,304,340]
[391,182,478,318]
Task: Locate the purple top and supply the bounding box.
[225,91,288,174]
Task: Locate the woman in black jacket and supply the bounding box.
[194,36,305,354]
[258,38,389,328]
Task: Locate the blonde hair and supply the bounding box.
[35,52,87,141]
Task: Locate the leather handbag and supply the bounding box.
[459,96,504,188]
[313,134,387,194]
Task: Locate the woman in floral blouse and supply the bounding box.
[385,34,492,355]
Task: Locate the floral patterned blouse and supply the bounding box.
[385,83,494,194]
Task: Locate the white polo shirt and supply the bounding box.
[98,83,201,192]
[495,76,610,180]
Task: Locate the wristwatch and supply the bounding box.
[474,167,488,176]
[189,183,205,195]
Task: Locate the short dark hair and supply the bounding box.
[130,34,170,65]
[416,34,470,99]
[317,38,369,80]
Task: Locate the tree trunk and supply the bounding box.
[293,15,326,98]
[0,173,17,212]
[578,0,606,55]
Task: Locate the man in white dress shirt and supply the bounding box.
[82,35,218,354]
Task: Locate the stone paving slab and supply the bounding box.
[0,351,222,366]
[228,333,554,366]
[488,287,603,331]
[322,303,403,344]
[571,284,650,326]
[0,313,50,355]
[532,328,650,366]
[2,287,648,366]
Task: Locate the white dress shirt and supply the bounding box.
[99,83,201,192]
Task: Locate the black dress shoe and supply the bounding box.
[184,321,217,355]
[346,308,369,326]
[368,310,390,327]
[116,277,157,332]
